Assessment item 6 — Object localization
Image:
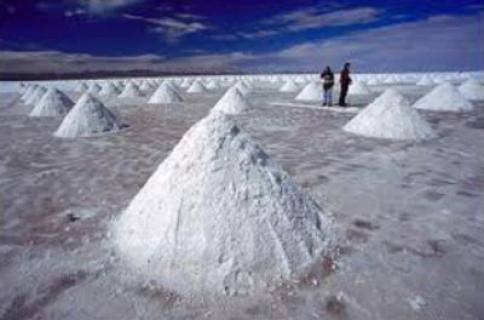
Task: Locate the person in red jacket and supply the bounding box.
[338,62,352,107]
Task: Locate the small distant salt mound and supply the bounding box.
[87,83,102,94]
[25,86,47,105]
[295,82,322,101]
[350,82,372,95]
[458,78,484,100]
[119,83,142,98]
[279,80,299,92]
[99,82,121,96]
[344,89,435,141]
[21,85,38,101]
[180,78,192,89]
[187,80,209,93]
[234,81,251,96]
[412,82,474,112]
[140,81,154,92]
[54,93,120,138]
[30,88,74,117]
[74,82,88,92]
[148,83,183,104]
[205,80,220,90]
[114,112,333,296]
[417,75,433,86]
[211,87,249,114]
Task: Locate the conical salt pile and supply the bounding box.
[211,87,249,115]
[25,86,47,105]
[234,81,251,96]
[417,75,433,86]
[30,88,74,117]
[74,82,88,92]
[54,93,120,138]
[205,80,220,90]
[344,89,435,140]
[119,82,142,98]
[279,80,299,92]
[295,82,322,101]
[140,81,154,92]
[87,82,102,94]
[187,80,209,93]
[21,85,38,101]
[458,78,484,100]
[99,82,121,96]
[350,82,372,95]
[114,112,333,296]
[180,78,192,89]
[412,82,474,112]
[148,83,183,104]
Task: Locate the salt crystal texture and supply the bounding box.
[295,82,322,101]
[344,89,435,141]
[458,79,484,101]
[412,82,474,112]
[114,112,333,296]
[211,87,249,115]
[148,83,183,104]
[30,88,74,117]
[54,93,120,138]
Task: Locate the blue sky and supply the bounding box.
[0,0,483,73]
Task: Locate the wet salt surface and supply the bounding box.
[0,83,483,319]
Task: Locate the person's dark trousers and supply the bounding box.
[339,84,349,106]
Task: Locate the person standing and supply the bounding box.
[320,66,334,106]
[339,62,352,107]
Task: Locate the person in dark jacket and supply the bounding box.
[320,66,334,106]
[339,62,352,107]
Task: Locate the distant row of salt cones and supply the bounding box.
[19,77,483,140]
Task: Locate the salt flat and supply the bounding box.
[0,77,483,319]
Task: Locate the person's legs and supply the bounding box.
[339,85,348,106]
[323,89,329,106]
[328,89,333,106]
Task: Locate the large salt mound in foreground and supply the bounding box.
[458,79,484,100]
[54,93,120,138]
[412,82,474,112]
[211,87,249,114]
[30,88,74,117]
[295,82,322,101]
[344,89,435,141]
[148,83,183,104]
[114,113,333,296]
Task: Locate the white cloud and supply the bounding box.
[261,7,381,32]
[210,6,381,41]
[251,12,484,72]
[123,13,209,42]
[75,0,142,14]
